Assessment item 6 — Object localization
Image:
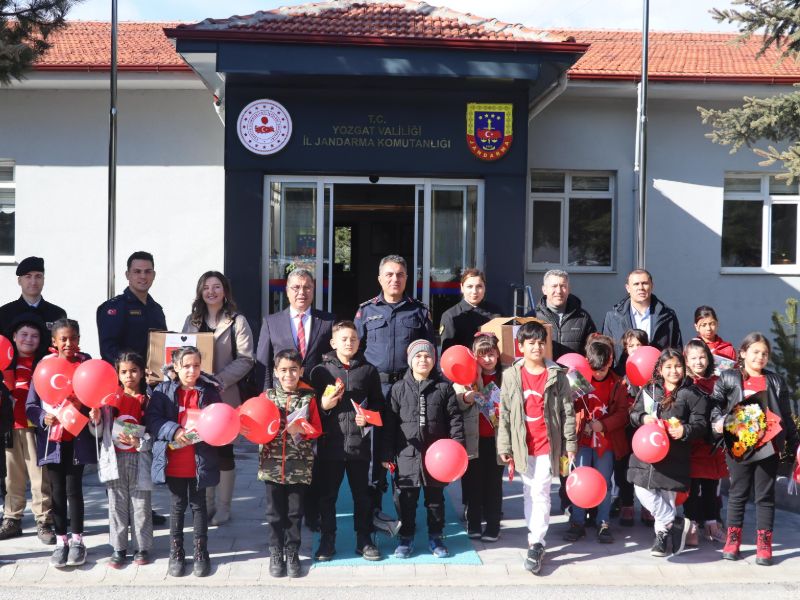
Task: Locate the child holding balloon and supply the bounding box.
[453,332,505,542]
[627,348,707,558]
[26,318,99,568]
[97,351,153,568]
[682,339,726,546]
[258,348,322,578]
[710,333,799,566]
[381,339,465,560]
[145,346,222,578]
[497,321,576,575]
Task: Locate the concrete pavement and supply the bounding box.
[0,441,798,588]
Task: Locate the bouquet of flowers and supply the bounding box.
[724,402,766,459]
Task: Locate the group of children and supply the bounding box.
[0,304,797,578]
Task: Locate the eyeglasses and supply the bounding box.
[288,285,313,293]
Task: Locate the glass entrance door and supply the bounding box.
[263,177,483,320]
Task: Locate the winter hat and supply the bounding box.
[407,339,436,367]
[16,256,44,276]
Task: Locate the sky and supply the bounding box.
[66,0,742,32]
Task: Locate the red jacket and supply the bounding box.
[689,375,728,479]
[706,337,736,361]
[574,371,631,459]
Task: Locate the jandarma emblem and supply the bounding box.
[466,103,513,161]
[237,99,292,155]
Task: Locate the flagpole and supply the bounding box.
[107,0,118,299]
[635,0,650,269]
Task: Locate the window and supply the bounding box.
[722,174,800,272]
[528,171,614,271]
[0,161,14,258]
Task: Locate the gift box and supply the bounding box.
[479,317,552,366]
[146,331,215,381]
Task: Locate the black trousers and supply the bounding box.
[218,444,235,471]
[265,481,307,550]
[613,453,634,506]
[684,478,719,523]
[726,454,779,531]
[166,476,208,541]
[398,485,444,539]
[46,441,85,536]
[462,436,504,533]
[318,459,372,540]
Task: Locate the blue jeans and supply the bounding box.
[571,445,614,526]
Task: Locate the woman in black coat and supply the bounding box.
[627,348,706,558]
[439,269,500,353]
[709,332,799,566]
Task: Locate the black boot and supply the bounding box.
[168,537,186,577]
[286,547,301,578]
[269,546,286,578]
[193,536,211,577]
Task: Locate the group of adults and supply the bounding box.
[0,248,683,536]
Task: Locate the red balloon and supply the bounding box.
[625,346,662,387]
[424,438,468,483]
[196,402,240,447]
[632,423,670,463]
[73,359,120,409]
[440,345,478,385]
[0,336,13,371]
[32,357,75,406]
[675,491,689,506]
[566,466,608,509]
[238,394,281,444]
[557,353,593,383]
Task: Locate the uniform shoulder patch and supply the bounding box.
[107,308,117,316]
[358,296,379,308]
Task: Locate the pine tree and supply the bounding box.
[698,0,800,179]
[771,297,800,413]
[0,0,82,85]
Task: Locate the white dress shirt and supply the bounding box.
[630,304,651,337]
[289,307,312,349]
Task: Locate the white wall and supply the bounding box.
[0,87,224,355]
[528,91,800,349]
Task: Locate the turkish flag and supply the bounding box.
[351,399,383,426]
[53,400,89,437]
[757,409,783,448]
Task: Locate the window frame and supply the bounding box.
[0,160,15,262]
[527,170,616,273]
[721,173,800,275]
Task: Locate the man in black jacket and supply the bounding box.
[602,269,683,362]
[0,257,66,356]
[527,269,596,359]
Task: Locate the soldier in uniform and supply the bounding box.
[0,256,66,356]
[354,255,435,520]
[96,251,167,368]
[354,254,435,399]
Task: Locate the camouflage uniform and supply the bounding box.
[257,385,321,486]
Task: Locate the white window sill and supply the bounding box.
[527,265,616,274]
[0,257,16,266]
[720,266,800,275]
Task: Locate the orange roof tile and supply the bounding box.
[28,2,800,83]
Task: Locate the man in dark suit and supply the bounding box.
[256,268,336,389]
[0,257,66,356]
[255,267,336,532]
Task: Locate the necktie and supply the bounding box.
[297,312,306,358]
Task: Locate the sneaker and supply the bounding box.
[109,550,126,569]
[562,522,586,542]
[314,537,336,562]
[36,522,56,545]
[286,548,301,578]
[670,517,689,556]
[268,547,286,578]
[756,529,773,566]
[523,543,545,574]
[0,518,22,540]
[66,540,87,567]
[168,539,186,577]
[705,521,726,544]
[650,530,669,557]
[373,510,402,537]
[722,526,742,561]
[619,506,635,527]
[685,521,699,547]
[597,522,614,544]
[480,528,500,542]
[133,550,150,565]
[394,537,414,559]
[50,544,70,568]
[428,536,449,558]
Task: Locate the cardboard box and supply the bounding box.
[147,331,215,379]
[479,317,553,366]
